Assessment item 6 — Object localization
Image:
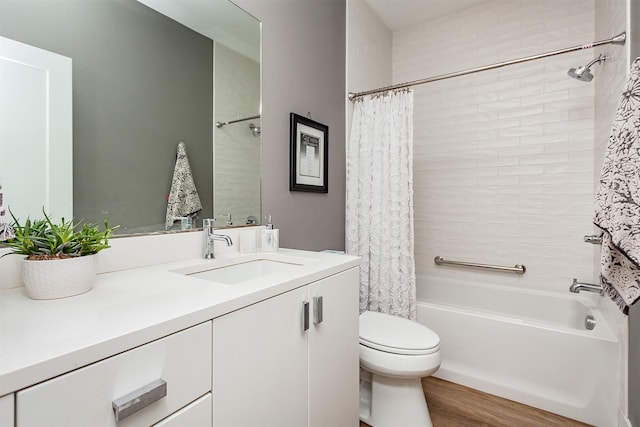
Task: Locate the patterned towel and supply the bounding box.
[165,142,202,230]
[594,57,640,314]
[0,178,15,241]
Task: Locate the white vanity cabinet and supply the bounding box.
[0,393,14,426]
[212,267,359,427]
[152,393,212,427]
[307,268,360,427]
[15,321,212,427]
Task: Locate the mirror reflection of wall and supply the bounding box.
[0,0,261,235]
[214,43,261,227]
[0,36,73,224]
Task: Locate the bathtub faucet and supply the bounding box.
[569,278,603,295]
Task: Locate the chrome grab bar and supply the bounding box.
[434,256,526,274]
[215,114,261,128]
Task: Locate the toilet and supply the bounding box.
[359,311,441,427]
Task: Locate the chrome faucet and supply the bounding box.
[570,278,603,295]
[203,218,233,259]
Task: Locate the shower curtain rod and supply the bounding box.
[215,114,261,128]
[348,32,626,101]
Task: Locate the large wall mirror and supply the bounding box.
[0,0,261,235]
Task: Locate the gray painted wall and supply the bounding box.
[0,0,213,232]
[2,0,345,246]
[234,0,347,251]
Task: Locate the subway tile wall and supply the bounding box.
[392,0,597,294]
[214,43,261,227]
[593,0,630,418]
[346,0,393,143]
[347,0,392,95]
[594,0,629,278]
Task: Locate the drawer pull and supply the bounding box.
[112,378,167,422]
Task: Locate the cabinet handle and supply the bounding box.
[303,301,310,331]
[112,378,167,422]
[313,296,323,324]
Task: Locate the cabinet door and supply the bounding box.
[0,393,14,427]
[308,268,360,427]
[213,286,308,427]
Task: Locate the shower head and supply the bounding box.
[568,65,594,82]
[568,54,608,82]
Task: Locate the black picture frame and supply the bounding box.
[289,113,328,193]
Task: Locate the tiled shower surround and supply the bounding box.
[392,0,600,294]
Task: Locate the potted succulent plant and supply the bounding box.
[1,209,118,299]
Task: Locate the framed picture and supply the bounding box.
[289,113,328,193]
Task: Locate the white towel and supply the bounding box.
[594,57,640,314]
[0,178,15,241]
[165,142,202,230]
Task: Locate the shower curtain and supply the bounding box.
[346,89,416,320]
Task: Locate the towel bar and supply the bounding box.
[434,256,526,274]
[584,234,603,244]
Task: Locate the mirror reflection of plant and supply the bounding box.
[1,209,119,260]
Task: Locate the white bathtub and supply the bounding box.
[416,276,619,427]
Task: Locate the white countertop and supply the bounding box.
[0,248,360,396]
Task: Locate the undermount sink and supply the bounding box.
[181,258,304,284]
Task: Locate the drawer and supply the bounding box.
[152,393,211,427]
[17,322,212,427]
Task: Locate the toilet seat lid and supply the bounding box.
[359,311,440,355]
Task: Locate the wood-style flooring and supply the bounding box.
[360,377,592,427]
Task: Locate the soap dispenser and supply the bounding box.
[262,215,279,252]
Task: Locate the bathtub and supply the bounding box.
[416,276,619,427]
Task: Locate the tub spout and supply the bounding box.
[570,278,603,295]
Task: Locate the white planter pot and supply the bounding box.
[21,255,98,299]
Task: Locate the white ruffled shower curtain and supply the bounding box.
[346,89,416,320]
